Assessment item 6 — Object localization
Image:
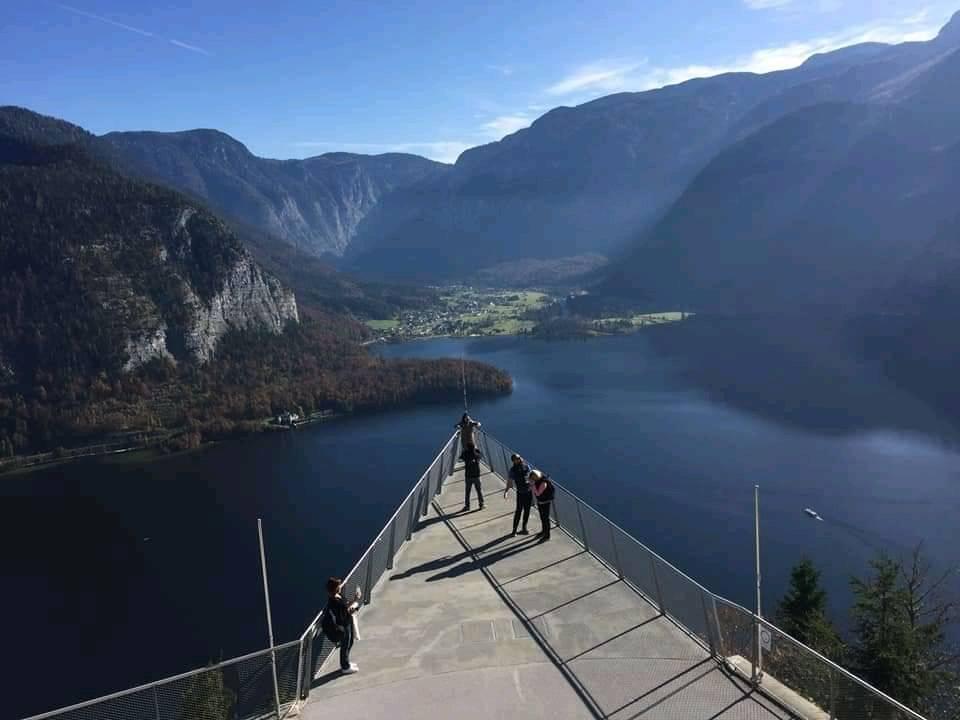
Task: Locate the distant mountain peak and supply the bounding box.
[937,10,960,45]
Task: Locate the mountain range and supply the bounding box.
[597,15,960,313]
[45,10,960,301]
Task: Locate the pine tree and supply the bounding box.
[776,557,843,659]
[850,547,958,714]
[179,667,235,720]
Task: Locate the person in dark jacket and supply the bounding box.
[456,413,481,449]
[326,577,360,674]
[460,443,484,511]
[504,454,532,535]
[531,470,554,541]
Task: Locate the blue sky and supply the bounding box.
[2,0,956,162]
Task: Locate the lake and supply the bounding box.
[4,327,959,718]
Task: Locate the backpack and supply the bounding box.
[320,603,345,644]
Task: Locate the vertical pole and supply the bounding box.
[257,519,282,719]
[699,591,716,654]
[407,490,418,539]
[608,522,623,579]
[575,499,589,552]
[363,552,375,605]
[152,686,161,720]
[649,553,665,614]
[387,518,397,570]
[752,485,763,686]
[461,355,468,413]
[829,667,836,720]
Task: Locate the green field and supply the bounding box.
[365,319,400,331]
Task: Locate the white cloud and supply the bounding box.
[546,11,946,98]
[292,141,469,164]
[545,61,644,95]
[743,0,793,9]
[482,115,531,137]
[487,64,515,76]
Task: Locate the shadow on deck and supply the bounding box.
[302,465,798,720]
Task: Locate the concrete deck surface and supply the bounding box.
[302,463,798,720]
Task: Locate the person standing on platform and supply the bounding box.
[531,470,555,541]
[456,412,481,449]
[505,454,532,535]
[461,443,484,511]
[322,577,361,675]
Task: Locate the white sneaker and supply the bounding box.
[341,663,359,675]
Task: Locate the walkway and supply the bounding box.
[302,463,797,720]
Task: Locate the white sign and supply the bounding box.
[760,627,772,652]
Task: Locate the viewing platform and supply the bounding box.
[302,457,794,719]
[22,431,926,720]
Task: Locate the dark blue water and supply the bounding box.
[3,331,959,717]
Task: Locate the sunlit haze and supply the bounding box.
[3,0,953,161]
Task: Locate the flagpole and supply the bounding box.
[258,519,282,718]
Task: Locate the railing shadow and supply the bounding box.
[433,478,801,720]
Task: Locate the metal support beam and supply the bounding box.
[650,554,665,614]
[575,499,589,552]
[608,522,623,579]
[257,519,282,720]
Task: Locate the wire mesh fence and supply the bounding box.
[25,642,302,720]
[27,429,930,720]
[477,430,929,720]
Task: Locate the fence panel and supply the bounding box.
[713,598,754,664]
[608,525,659,605]
[651,557,711,646]
[576,500,618,572]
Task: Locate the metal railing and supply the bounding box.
[23,641,302,720]
[23,432,461,720]
[24,428,930,720]
[293,431,460,698]
[476,430,929,720]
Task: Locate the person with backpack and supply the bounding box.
[456,413,481,449]
[320,577,361,675]
[531,470,555,541]
[504,454,532,535]
[460,443,484,511]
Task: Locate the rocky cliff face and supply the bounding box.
[0,121,299,383]
[179,254,298,363]
[98,130,448,257]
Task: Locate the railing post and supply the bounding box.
[152,686,161,720]
[649,554,665,614]
[387,519,397,570]
[406,490,418,540]
[829,666,836,720]
[700,591,716,654]
[500,445,510,479]
[608,522,623,579]
[575,499,589,552]
[752,616,763,687]
[363,553,374,605]
[298,630,313,700]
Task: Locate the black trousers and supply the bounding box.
[464,476,483,507]
[513,492,532,531]
[537,502,552,538]
[339,622,355,670]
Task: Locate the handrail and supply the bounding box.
[754,613,927,719]
[299,431,458,641]
[22,428,930,720]
[22,641,301,720]
[479,429,929,720]
[485,432,717,596]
